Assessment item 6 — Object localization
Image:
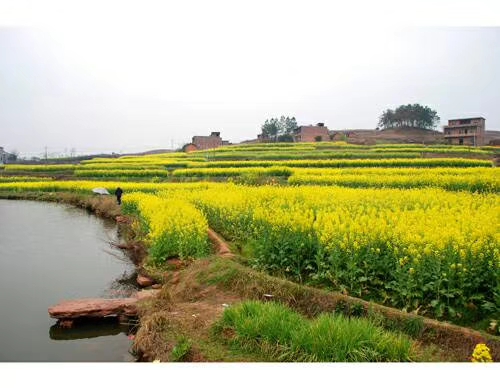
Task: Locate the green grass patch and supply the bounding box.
[189,258,500,361]
[170,336,192,361]
[215,301,414,362]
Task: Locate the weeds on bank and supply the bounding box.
[214,300,414,362]
[170,336,192,361]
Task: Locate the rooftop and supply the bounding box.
[448,117,485,121]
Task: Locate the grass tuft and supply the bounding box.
[170,336,192,361]
[215,301,414,362]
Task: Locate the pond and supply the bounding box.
[0,199,138,362]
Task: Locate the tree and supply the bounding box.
[261,118,280,142]
[277,133,294,142]
[260,116,298,142]
[378,104,440,130]
[282,116,298,135]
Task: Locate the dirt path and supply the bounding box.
[207,228,235,258]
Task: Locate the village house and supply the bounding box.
[293,123,329,142]
[443,117,485,146]
[184,132,228,152]
[0,146,11,164]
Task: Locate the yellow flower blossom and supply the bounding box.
[471,344,493,362]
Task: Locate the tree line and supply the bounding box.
[260,116,298,142]
[259,104,440,143]
[378,104,440,130]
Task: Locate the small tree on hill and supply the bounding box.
[378,104,440,130]
[261,116,298,142]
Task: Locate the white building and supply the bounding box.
[0,146,11,164]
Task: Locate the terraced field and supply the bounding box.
[1,142,498,331]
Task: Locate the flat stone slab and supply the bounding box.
[48,298,138,319]
[48,290,160,320]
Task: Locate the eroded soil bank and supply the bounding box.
[132,257,500,362]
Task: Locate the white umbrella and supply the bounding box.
[92,187,110,195]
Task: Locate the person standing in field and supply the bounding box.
[115,187,123,205]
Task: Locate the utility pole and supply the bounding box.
[44,146,48,163]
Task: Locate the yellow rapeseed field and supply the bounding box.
[122,192,209,261]
[154,183,499,320]
[1,152,498,321]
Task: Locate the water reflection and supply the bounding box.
[103,270,138,298]
[49,319,130,341]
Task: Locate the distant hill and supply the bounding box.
[14,149,177,164]
[333,127,500,146]
[16,153,121,165]
[485,130,500,145]
[126,149,175,156]
[331,127,443,145]
[244,127,500,146]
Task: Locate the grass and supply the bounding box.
[132,257,468,362]
[170,336,192,361]
[190,258,500,361]
[214,301,414,362]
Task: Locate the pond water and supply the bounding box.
[0,199,139,362]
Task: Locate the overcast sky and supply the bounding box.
[1,1,500,157]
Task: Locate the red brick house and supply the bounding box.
[293,123,329,142]
[192,132,224,150]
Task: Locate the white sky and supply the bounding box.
[1,0,500,157]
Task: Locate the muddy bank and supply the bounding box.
[133,258,500,362]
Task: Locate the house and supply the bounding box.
[0,146,11,164]
[192,132,224,150]
[293,123,329,142]
[443,117,485,146]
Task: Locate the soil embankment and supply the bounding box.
[134,250,500,362]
